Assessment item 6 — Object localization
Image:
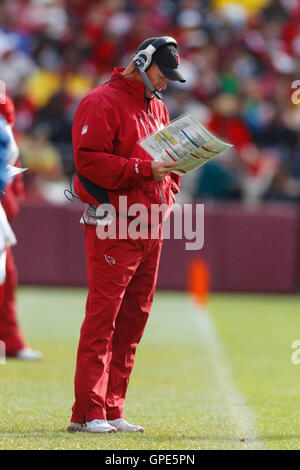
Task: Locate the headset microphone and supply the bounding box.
[133,59,163,100]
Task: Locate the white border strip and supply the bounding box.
[192,304,264,450]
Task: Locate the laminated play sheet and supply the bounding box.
[138,114,233,175]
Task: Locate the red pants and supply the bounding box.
[71,225,163,423]
[0,247,26,355]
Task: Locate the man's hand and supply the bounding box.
[151,161,178,181]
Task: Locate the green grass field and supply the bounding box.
[1,287,300,450]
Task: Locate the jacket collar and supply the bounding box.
[109,67,152,107]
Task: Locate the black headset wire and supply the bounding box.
[64,173,80,202]
[103,70,135,84]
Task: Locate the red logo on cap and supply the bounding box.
[174,52,180,65]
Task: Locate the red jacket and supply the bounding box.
[73,67,180,220]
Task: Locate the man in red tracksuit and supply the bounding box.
[68,37,186,434]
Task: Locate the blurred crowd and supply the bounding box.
[1,0,300,204]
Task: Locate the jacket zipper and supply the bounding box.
[138,115,148,138]
[144,100,165,220]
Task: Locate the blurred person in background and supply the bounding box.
[0,120,11,297]
[68,36,185,434]
[0,95,42,361]
[19,123,64,202]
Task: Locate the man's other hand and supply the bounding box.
[151,161,178,181]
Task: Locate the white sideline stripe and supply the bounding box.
[192,303,264,450]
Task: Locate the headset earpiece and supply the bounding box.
[132,53,148,70]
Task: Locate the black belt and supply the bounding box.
[76,169,110,205]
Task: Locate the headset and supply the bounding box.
[132,36,178,100]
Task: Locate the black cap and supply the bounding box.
[137,38,186,83]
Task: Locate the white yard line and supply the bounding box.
[192,303,265,450]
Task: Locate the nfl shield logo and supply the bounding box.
[81,125,88,135]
